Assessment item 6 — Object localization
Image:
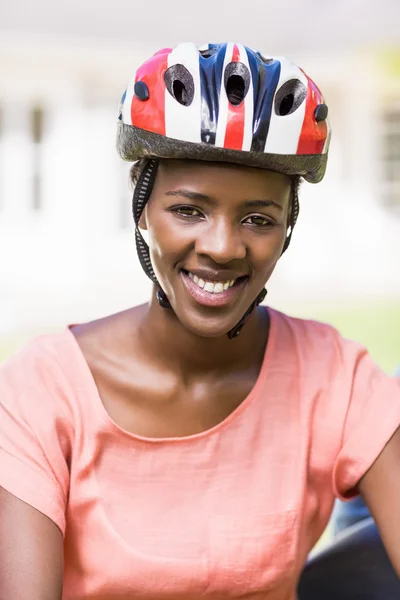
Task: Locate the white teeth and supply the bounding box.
[186,271,238,294]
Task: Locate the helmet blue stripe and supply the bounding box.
[245,49,281,152]
[199,43,227,145]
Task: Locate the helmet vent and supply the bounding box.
[226,75,245,105]
[173,80,188,105]
[257,52,275,65]
[164,64,195,107]
[275,79,307,116]
[224,62,250,106]
[199,47,217,59]
[279,94,294,115]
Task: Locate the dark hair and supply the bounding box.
[130,158,148,188]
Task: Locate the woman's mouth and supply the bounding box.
[180,270,248,307]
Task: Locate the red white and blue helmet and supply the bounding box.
[117,42,331,183]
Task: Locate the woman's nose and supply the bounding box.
[194,218,247,264]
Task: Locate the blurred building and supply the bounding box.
[0,0,399,333]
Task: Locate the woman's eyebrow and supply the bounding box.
[243,199,283,211]
[165,189,214,203]
[165,190,283,211]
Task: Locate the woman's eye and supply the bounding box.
[173,206,202,218]
[243,215,273,227]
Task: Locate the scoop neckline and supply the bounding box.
[64,306,276,444]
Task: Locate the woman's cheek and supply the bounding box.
[252,232,283,264]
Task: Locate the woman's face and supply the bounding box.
[141,159,292,337]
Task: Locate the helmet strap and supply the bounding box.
[156,289,171,309]
[281,182,299,254]
[227,288,267,339]
[132,158,159,284]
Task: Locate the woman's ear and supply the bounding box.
[138,206,148,230]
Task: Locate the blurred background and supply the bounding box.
[0,0,399,370]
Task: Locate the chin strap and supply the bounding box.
[226,288,267,339]
[156,289,171,309]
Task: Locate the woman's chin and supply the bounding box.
[173,311,241,339]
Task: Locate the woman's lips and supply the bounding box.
[180,271,247,307]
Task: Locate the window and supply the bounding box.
[119,160,133,229]
[381,106,400,213]
[31,105,44,211]
[0,106,2,210]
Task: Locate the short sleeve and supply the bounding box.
[333,345,400,500]
[0,339,72,535]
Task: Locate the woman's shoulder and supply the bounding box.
[0,306,144,390]
[269,307,366,369]
[1,327,76,374]
[0,306,146,419]
[270,307,348,345]
[0,328,84,423]
[0,330,78,534]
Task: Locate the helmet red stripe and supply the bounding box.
[223,44,245,151]
[297,74,327,155]
[232,43,240,63]
[131,50,172,136]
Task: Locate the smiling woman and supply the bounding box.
[1,42,400,600]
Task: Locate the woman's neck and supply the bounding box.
[137,288,270,378]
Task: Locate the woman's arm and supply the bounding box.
[359,425,400,577]
[0,487,64,600]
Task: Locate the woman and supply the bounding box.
[1,42,400,600]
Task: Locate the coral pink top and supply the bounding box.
[1,308,400,599]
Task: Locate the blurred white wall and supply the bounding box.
[0,0,399,334]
